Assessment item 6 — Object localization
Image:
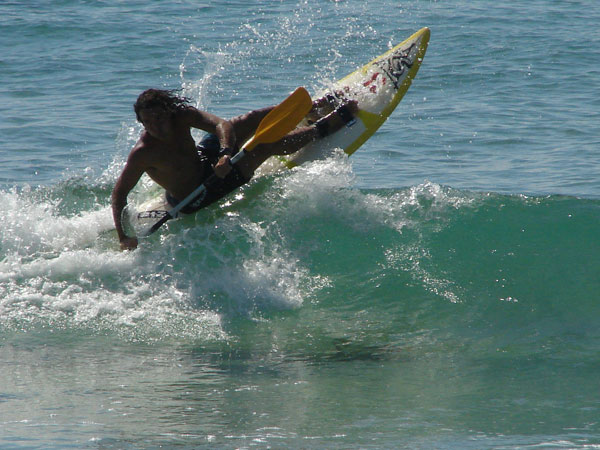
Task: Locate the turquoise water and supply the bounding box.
[1,1,600,448]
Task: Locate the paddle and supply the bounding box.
[139,86,312,236]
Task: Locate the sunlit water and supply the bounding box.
[1,0,600,448]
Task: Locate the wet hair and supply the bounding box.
[133,89,191,122]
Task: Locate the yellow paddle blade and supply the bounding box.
[243,87,312,152]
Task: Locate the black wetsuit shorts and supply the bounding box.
[165,134,250,214]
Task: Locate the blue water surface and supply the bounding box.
[1,1,600,448]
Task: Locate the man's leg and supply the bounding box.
[229,106,277,148]
[230,93,346,149]
[236,100,358,179]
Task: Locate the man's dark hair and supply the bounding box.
[134,89,191,122]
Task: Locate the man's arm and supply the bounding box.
[111,149,146,250]
[180,107,240,178]
[182,107,237,150]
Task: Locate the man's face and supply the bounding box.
[139,107,171,139]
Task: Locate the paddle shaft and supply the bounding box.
[144,149,246,235]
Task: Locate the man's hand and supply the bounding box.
[120,236,139,251]
[213,155,232,178]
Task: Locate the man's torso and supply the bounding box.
[140,128,207,200]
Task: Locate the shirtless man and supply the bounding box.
[112,88,358,250]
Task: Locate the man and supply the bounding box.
[112,88,358,250]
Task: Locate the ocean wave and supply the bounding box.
[1,165,598,354]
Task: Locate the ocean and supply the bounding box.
[1,0,599,448]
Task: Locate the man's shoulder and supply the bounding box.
[177,106,222,131]
[173,106,197,123]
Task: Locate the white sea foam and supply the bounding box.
[0,188,228,342]
[0,148,474,339]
